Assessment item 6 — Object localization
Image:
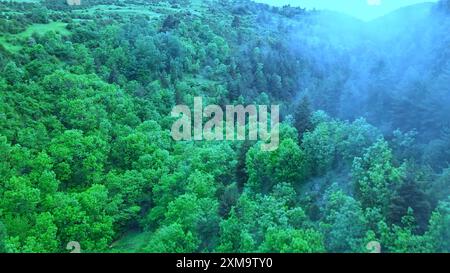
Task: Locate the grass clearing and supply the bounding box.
[0,36,22,53]
[3,0,41,2]
[0,22,70,53]
[16,22,70,38]
[109,230,153,253]
[78,4,162,18]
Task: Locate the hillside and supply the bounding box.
[0,0,449,253]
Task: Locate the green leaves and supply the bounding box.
[2,61,24,84]
[0,221,7,253]
[246,135,309,193]
[426,199,450,252]
[321,188,368,252]
[1,0,450,254]
[144,223,199,253]
[260,228,325,253]
[352,138,405,211]
[302,115,380,175]
[22,212,58,253]
[1,176,40,214]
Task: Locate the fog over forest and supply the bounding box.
[255,0,439,20]
[288,2,450,140]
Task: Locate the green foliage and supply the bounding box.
[352,138,405,211]
[260,227,325,253]
[293,96,313,139]
[302,116,380,175]
[0,221,8,253]
[320,188,368,252]
[143,223,199,253]
[426,199,450,252]
[247,134,309,193]
[0,0,449,254]
[217,187,314,253]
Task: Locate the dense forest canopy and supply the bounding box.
[0,0,449,253]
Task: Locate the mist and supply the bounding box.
[279,1,450,147]
[254,0,440,21]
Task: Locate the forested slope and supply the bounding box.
[0,0,449,253]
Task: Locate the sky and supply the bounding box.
[254,0,439,21]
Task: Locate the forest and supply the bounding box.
[0,0,449,253]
